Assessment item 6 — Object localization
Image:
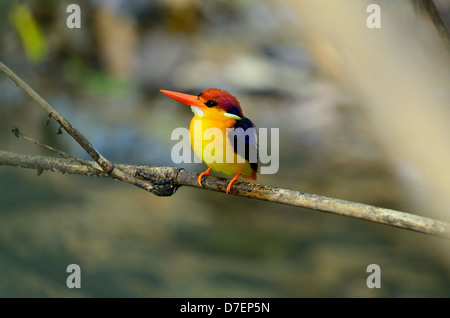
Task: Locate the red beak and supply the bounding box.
[160,90,205,108]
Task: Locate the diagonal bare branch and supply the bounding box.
[0,61,176,196]
[422,0,450,53]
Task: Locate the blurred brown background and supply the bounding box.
[0,0,449,297]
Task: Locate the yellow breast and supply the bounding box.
[189,115,256,179]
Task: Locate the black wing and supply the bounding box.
[228,116,258,172]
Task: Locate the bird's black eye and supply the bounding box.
[205,100,218,107]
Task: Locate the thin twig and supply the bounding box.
[1,150,450,239]
[11,126,102,171]
[422,0,450,52]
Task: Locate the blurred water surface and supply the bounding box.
[0,0,449,297]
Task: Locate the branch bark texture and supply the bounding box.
[2,150,449,239]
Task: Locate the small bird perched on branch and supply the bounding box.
[160,88,258,194]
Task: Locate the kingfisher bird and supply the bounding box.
[160,88,258,194]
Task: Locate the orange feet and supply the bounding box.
[226,173,241,194]
[197,167,212,187]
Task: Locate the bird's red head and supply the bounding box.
[160,88,243,119]
[197,88,243,116]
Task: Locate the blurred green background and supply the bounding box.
[1,0,450,297]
